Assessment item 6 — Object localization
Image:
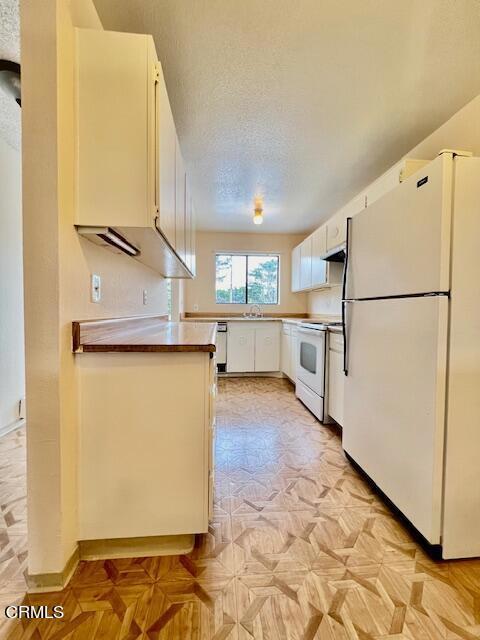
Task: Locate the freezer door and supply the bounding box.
[343,296,448,543]
[346,154,453,300]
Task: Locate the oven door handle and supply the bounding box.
[298,327,326,336]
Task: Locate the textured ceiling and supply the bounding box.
[2,1,480,229]
[94,0,480,233]
[0,0,20,150]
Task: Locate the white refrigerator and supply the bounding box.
[343,150,480,559]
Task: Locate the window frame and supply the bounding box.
[215,252,280,305]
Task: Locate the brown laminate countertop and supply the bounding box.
[181,315,342,327]
[72,315,217,353]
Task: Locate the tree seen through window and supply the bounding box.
[215,254,279,304]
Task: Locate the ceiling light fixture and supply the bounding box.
[253,199,263,225]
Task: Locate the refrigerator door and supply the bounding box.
[343,296,448,543]
[346,153,453,300]
[442,157,480,559]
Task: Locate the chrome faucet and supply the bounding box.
[249,304,263,318]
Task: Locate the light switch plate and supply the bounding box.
[91,274,101,303]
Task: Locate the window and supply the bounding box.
[215,254,279,304]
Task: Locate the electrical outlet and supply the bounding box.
[143,289,148,305]
[91,274,101,303]
[193,304,199,312]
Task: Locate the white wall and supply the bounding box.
[308,94,480,314]
[0,135,25,434]
[184,231,308,315]
[22,0,169,576]
[308,285,342,317]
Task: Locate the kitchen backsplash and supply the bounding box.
[308,285,342,316]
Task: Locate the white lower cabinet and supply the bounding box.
[328,332,344,425]
[77,351,215,540]
[226,323,255,372]
[281,324,292,379]
[290,326,299,383]
[227,322,280,373]
[281,322,299,382]
[255,325,280,372]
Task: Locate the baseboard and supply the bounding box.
[27,546,80,593]
[26,534,195,591]
[0,418,25,439]
[78,534,195,561]
[218,371,285,379]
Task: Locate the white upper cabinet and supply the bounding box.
[175,136,187,263]
[290,158,430,293]
[74,28,195,278]
[185,176,195,275]
[326,209,347,253]
[326,193,365,253]
[311,226,327,288]
[291,245,301,292]
[156,67,176,249]
[291,224,342,292]
[300,236,313,290]
[75,29,154,230]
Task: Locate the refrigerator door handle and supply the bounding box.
[342,216,353,303]
[342,301,349,376]
[342,217,352,376]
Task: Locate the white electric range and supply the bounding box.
[295,320,343,421]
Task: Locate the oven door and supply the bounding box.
[297,327,326,397]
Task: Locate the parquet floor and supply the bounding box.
[0,427,27,637]
[2,378,480,639]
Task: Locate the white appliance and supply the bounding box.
[296,325,326,420]
[343,150,480,559]
[296,321,342,421]
[216,322,227,372]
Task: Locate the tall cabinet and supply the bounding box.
[74,28,196,278]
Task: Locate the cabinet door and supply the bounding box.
[255,324,280,372]
[75,29,153,228]
[156,66,176,248]
[326,194,365,253]
[190,200,196,277]
[328,349,344,425]
[311,226,327,288]
[175,137,186,263]
[281,326,291,377]
[300,237,312,290]
[185,175,193,272]
[291,245,301,292]
[227,324,255,372]
[290,329,298,383]
[326,210,347,253]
